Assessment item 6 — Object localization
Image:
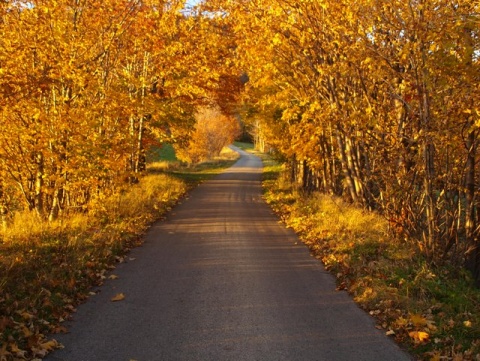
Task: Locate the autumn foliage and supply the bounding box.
[0,0,239,224]
[1,0,480,359]
[175,106,241,164]
[204,0,480,281]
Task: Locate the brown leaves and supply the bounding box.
[0,317,14,332]
[0,331,62,360]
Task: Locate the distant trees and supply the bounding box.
[175,106,241,164]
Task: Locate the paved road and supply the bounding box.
[46,147,412,361]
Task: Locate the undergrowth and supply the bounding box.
[0,148,239,361]
[262,162,480,361]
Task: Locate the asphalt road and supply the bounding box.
[46,147,412,361]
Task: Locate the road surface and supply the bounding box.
[46,147,412,361]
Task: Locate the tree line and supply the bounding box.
[0,0,239,225]
[2,0,480,282]
[202,0,480,281]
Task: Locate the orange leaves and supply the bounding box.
[409,330,430,344]
[0,0,203,219]
[111,293,126,302]
[175,106,241,164]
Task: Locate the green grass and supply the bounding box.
[233,141,254,151]
[166,147,239,188]
[146,143,177,162]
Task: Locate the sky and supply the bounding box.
[185,0,203,7]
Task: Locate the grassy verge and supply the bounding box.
[259,154,480,361]
[0,147,239,361]
[233,141,254,151]
[149,146,239,188]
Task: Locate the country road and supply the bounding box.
[46,147,412,361]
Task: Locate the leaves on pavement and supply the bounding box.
[111,293,126,302]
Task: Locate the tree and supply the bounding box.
[0,0,202,221]
[175,106,240,164]
[206,0,480,278]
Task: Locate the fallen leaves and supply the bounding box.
[409,313,428,328]
[31,339,61,359]
[263,178,480,360]
[409,330,430,344]
[111,293,126,302]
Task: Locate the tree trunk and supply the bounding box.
[48,188,63,222]
[345,135,366,205]
[0,182,7,231]
[34,151,44,218]
[336,131,358,203]
[464,128,480,284]
[135,116,146,173]
[465,129,476,244]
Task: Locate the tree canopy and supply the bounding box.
[1,0,480,280]
[199,0,480,279]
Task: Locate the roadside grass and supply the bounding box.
[146,143,177,163]
[233,141,281,185]
[259,154,480,361]
[0,146,239,361]
[150,146,239,188]
[233,141,254,151]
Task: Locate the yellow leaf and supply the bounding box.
[10,343,29,360]
[108,274,119,280]
[409,331,429,343]
[21,325,33,338]
[396,316,408,327]
[19,311,34,320]
[409,313,427,327]
[40,340,59,351]
[463,320,472,328]
[111,293,125,302]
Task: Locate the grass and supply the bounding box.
[260,155,480,361]
[8,143,479,360]
[233,141,254,151]
[149,145,239,188]
[146,143,177,163]
[0,146,239,361]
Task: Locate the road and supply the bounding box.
[46,147,412,361]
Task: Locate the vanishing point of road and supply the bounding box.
[46,147,412,361]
